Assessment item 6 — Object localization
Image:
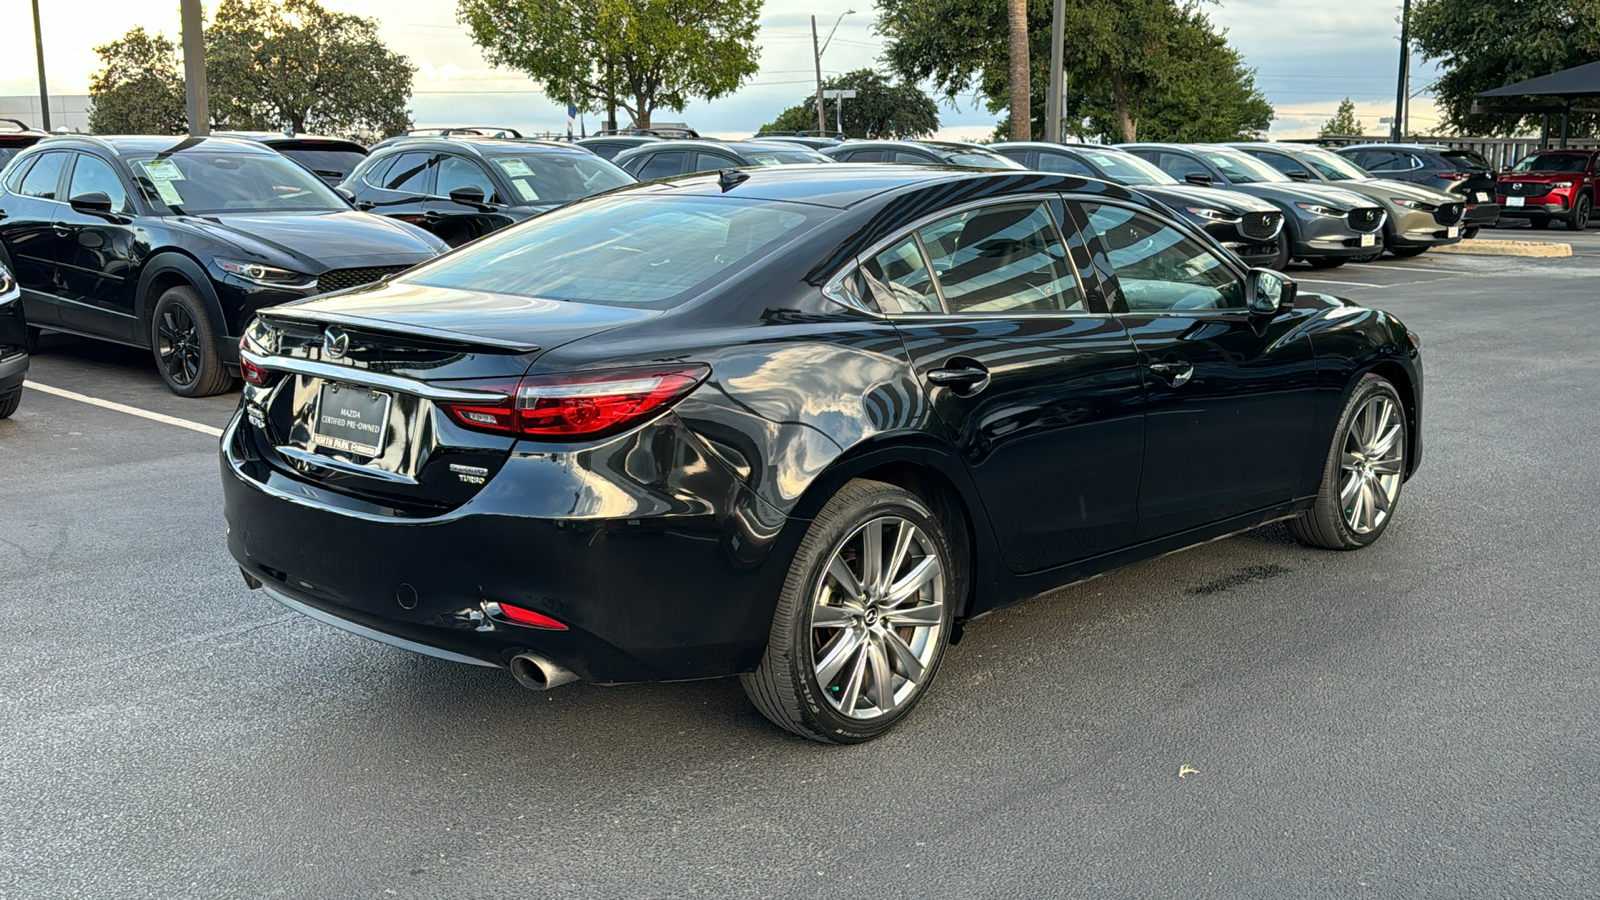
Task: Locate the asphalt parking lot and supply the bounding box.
[3,234,1599,899]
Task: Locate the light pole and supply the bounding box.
[1392,0,1410,142]
[812,9,855,134]
[31,0,49,131]
[1045,0,1064,143]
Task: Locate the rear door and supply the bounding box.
[1073,198,1319,540]
[0,150,72,327]
[864,197,1146,571]
[353,150,435,228]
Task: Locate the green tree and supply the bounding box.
[1411,0,1600,136]
[458,0,761,129]
[760,70,939,138]
[1320,97,1364,136]
[87,27,187,135]
[878,0,1271,143]
[207,0,416,140]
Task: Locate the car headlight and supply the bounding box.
[1185,207,1240,222]
[0,263,15,299]
[1551,181,1574,189]
[216,258,315,289]
[1295,203,1345,217]
[1391,198,1438,211]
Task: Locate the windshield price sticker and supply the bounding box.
[154,180,185,206]
[495,158,536,177]
[140,160,186,181]
[512,178,541,202]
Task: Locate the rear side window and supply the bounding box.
[402,194,825,308]
[835,149,883,162]
[17,151,67,199]
[893,150,933,164]
[862,236,941,313]
[67,154,132,213]
[1037,152,1096,177]
[381,152,434,192]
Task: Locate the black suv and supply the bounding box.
[0,261,26,419]
[214,132,369,186]
[340,136,635,246]
[1337,144,1500,233]
[612,140,834,180]
[822,140,1027,169]
[574,135,662,160]
[0,136,446,396]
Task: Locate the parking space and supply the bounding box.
[4,247,1600,898]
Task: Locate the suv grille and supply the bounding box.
[1239,211,1282,240]
[1348,207,1384,232]
[1499,181,1543,196]
[1433,202,1464,225]
[317,265,410,295]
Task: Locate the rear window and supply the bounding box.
[278,148,368,180]
[1441,150,1491,171]
[401,194,827,308]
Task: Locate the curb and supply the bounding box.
[1431,239,1572,258]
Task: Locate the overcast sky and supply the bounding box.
[0,0,1435,139]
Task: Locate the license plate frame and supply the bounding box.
[1507,196,1525,207]
[1477,192,1491,202]
[311,382,392,458]
[1448,225,1461,238]
[1359,233,1376,248]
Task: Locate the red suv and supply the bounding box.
[1497,149,1599,230]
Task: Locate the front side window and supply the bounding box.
[915,202,1083,313]
[486,152,632,204]
[68,154,132,213]
[692,152,741,173]
[1195,149,1289,184]
[436,155,497,200]
[1154,152,1210,182]
[634,151,687,180]
[1081,201,1243,312]
[1257,152,1315,179]
[1036,152,1097,177]
[17,151,67,199]
[125,151,347,215]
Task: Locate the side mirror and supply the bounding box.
[69,192,114,216]
[1184,172,1213,186]
[448,185,487,206]
[335,185,356,203]
[1287,170,1312,181]
[1246,267,1297,315]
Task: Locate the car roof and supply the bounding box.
[368,135,587,157]
[617,162,1139,210]
[214,132,367,150]
[1340,143,1459,153]
[33,134,282,156]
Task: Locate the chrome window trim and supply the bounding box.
[240,349,510,402]
[821,192,1096,320]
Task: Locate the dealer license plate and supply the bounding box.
[311,382,391,458]
[1448,225,1461,238]
[1360,233,1376,247]
[1507,196,1525,207]
[1477,192,1491,202]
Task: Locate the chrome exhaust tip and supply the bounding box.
[509,653,579,691]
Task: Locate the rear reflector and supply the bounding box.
[439,364,710,440]
[497,602,568,630]
[239,336,276,386]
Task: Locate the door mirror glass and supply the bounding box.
[1286,170,1311,181]
[1246,267,1297,314]
[69,192,114,215]
[448,185,486,206]
[1184,171,1213,186]
[335,185,356,203]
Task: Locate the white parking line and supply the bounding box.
[25,382,225,437]
[1296,278,1384,288]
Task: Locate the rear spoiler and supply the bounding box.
[261,308,541,354]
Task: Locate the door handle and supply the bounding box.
[1148,360,1194,387]
[356,201,376,211]
[926,360,991,397]
[52,224,71,237]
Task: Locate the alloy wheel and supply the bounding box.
[156,306,202,386]
[810,516,946,720]
[1340,394,1405,534]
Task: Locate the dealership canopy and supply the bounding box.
[1473,61,1600,147]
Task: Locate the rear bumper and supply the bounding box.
[221,410,794,684]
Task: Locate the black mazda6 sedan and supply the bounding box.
[223,165,1424,743]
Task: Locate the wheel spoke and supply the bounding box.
[1370,474,1394,513]
[826,556,862,603]
[884,602,942,627]
[886,520,914,588]
[1358,480,1377,530]
[837,643,870,717]
[1370,423,1403,458]
[882,628,926,684]
[1370,457,1404,476]
[1339,470,1362,502]
[866,635,895,713]
[860,519,884,595]
[884,556,940,606]
[812,604,854,629]
[1369,400,1394,451]
[1340,450,1363,471]
[815,627,864,686]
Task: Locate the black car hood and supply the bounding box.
[171,210,445,273]
[264,279,663,354]
[1136,184,1278,214]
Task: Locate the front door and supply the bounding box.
[863,198,1146,573]
[425,153,511,246]
[1073,199,1319,540]
[53,152,143,341]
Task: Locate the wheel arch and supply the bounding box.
[134,252,227,347]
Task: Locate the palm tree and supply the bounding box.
[1007,0,1031,140]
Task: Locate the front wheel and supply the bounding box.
[150,285,232,397]
[1268,232,1290,270]
[741,479,957,743]
[0,389,19,419]
[1568,194,1591,230]
[1304,256,1349,269]
[1463,226,1480,239]
[1289,374,1408,550]
[1390,245,1429,258]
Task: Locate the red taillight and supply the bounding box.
[496,602,568,630]
[239,336,276,386]
[1435,172,1471,181]
[439,364,710,440]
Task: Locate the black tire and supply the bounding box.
[1463,226,1480,239]
[1269,231,1290,270]
[1568,194,1591,230]
[1289,374,1408,551]
[1304,256,1349,269]
[150,285,232,397]
[24,326,41,355]
[0,388,19,419]
[1390,245,1429,258]
[741,479,958,744]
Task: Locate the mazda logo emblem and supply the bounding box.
[323,327,350,360]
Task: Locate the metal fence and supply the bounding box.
[1300,134,1600,170]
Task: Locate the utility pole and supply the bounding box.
[1045,0,1064,143]
[30,0,50,131]
[1392,0,1410,142]
[180,0,209,135]
[812,16,826,134]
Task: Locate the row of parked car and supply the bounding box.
[0,118,1591,412]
